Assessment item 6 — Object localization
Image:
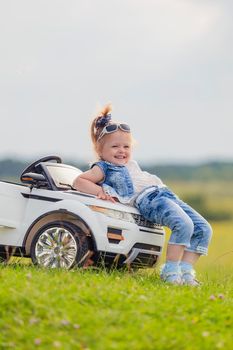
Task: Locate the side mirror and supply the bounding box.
[21,172,48,187]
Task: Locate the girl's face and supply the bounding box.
[98,130,132,165]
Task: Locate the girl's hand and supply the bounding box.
[97,189,116,203]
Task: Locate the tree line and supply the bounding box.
[0,158,233,182]
[1,158,233,221]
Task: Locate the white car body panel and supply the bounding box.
[0,158,165,268]
[0,182,30,229]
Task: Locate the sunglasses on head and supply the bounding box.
[97,123,131,141]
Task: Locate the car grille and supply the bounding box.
[132,213,162,229]
[133,243,161,252]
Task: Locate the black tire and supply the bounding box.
[0,246,14,263]
[30,221,89,269]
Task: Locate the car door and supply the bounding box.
[0,181,30,229]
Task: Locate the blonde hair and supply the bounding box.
[90,103,133,159]
[90,103,112,157]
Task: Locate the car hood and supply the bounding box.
[65,190,140,214]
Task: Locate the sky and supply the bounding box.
[0,0,233,164]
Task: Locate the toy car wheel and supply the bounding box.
[0,246,14,263]
[30,221,89,269]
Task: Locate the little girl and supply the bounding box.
[73,104,213,286]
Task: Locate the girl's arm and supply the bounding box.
[72,166,116,202]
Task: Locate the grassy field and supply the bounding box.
[168,180,233,221]
[0,220,233,350]
[161,220,233,272]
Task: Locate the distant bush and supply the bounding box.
[183,194,233,222]
[143,161,233,181]
[1,158,232,222]
[0,159,27,179]
[0,158,87,180]
[1,158,233,181]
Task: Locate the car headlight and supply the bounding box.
[89,205,135,224]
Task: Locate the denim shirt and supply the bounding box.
[91,160,135,203]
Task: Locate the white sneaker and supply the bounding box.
[182,272,201,286]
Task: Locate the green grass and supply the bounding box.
[161,221,233,272]
[1,220,233,349]
[169,180,233,220]
[196,221,233,271]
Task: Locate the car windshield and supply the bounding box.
[46,164,82,189]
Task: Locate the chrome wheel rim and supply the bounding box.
[35,227,77,269]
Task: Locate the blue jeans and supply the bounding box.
[135,186,212,255]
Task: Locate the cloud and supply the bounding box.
[0,0,232,162]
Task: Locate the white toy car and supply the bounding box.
[0,156,165,269]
